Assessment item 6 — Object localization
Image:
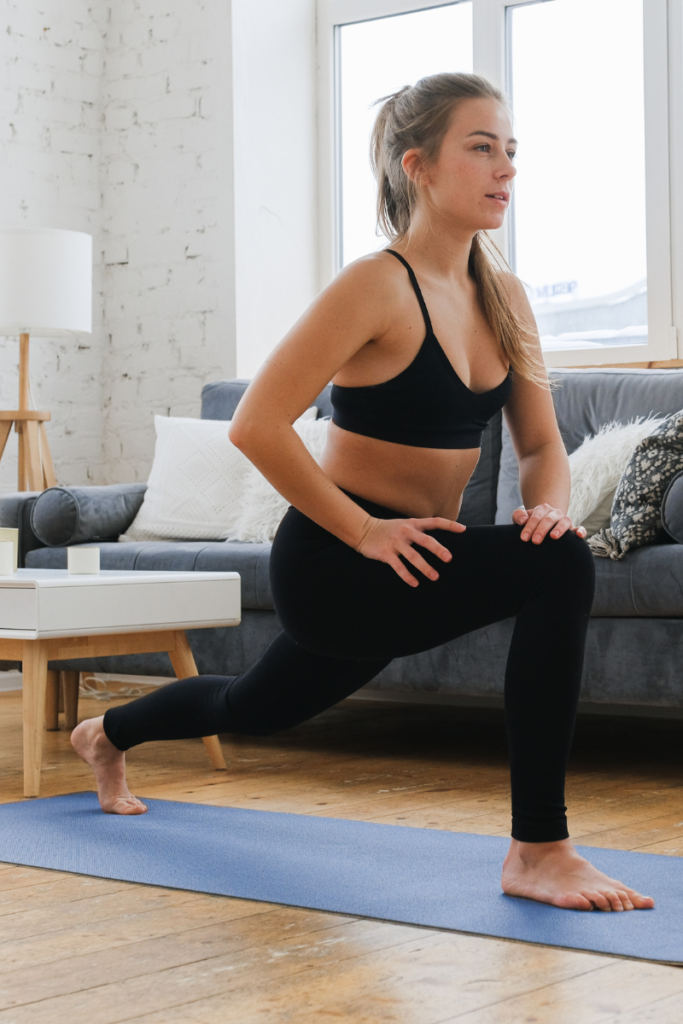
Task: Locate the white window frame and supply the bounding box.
[316,0,682,367]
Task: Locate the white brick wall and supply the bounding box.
[101,0,237,483]
[0,0,318,491]
[0,1,106,495]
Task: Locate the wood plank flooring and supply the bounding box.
[0,686,683,1022]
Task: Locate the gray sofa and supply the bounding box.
[3,368,683,711]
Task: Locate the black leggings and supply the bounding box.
[104,494,595,843]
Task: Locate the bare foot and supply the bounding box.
[71,716,147,815]
[502,838,655,911]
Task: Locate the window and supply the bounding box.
[319,0,679,365]
[508,0,647,356]
[339,3,473,266]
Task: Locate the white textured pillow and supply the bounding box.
[232,418,330,542]
[122,408,319,542]
[567,417,664,536]
[123,416,249,541]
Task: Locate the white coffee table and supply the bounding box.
[0,569,241,797]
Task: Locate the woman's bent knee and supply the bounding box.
[548,531,595,599]
[522,530,595,608]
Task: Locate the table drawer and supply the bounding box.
[0,577,241,637]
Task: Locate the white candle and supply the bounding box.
[67,547,100,574]
[0,529,18,571]
[0,542,14,575]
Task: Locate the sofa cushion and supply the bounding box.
[457,413,502,526]
[591,542,683,616]
[497,367,683,523]
[30,483,147,547]
[663,470,683,544]
[26,540,274,610]
[27,533,683,618]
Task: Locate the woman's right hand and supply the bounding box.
[356,516,466,587]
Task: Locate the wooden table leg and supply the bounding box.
[45,670,59,731]
[61,671,79,730]
[167,631,227,771]
[22,641,49,797]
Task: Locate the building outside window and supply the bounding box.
[508,0,647,355]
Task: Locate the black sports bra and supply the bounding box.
[330,250,513,449]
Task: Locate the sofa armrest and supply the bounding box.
[0,492,43,566]
[30,483,148,548]
[662,471,683,544]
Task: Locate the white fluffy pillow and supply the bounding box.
[122,409,320,543]
[567,417,663,536]
[232,418,330,542]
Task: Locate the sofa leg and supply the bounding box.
[61,671,79,730]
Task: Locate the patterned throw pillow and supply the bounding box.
[588,409,683,560]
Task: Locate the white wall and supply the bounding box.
[232,0,318,378]
[0,1,106,495]
[0,0,319,489]
[101,0,237,483]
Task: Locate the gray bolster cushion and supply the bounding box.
[30,483,148,547]
[662,470,683,544]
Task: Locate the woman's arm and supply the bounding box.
[229,255,463,586]
[229,256,390,548]
[502,278,585,543]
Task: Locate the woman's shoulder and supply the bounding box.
[334,249,407,291]
[321,250,410,320]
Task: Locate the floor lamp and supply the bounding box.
[0,228,92,491]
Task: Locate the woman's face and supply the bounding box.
[404,96,517,234]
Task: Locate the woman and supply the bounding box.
[73,73,653,912]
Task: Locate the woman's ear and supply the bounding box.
[402,148,427,185]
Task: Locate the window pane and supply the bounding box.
[339,3,473,267]
[509,0,647,351]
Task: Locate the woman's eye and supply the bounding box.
[474,144,490,152]
[507,151,517,161]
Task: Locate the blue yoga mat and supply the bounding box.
[0,792,680,962]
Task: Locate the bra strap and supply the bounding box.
[385,249,434,335]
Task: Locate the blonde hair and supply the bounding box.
[371,72,543,384]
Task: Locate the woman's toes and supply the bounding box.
[600,889,625,912]
[566,893,594,911]
[632,892,655,909]
[109,797,147,815]
[586,890,612,912]
[615,889,634,911]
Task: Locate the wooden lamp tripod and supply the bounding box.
[0,334,56,491]
[0,228,92,492]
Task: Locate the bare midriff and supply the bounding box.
[319,420,480,521]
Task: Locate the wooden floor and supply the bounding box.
[1,687,683,1022]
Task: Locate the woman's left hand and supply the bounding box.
[512,503,587,543]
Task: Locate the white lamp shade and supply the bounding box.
[0,228,92,336]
